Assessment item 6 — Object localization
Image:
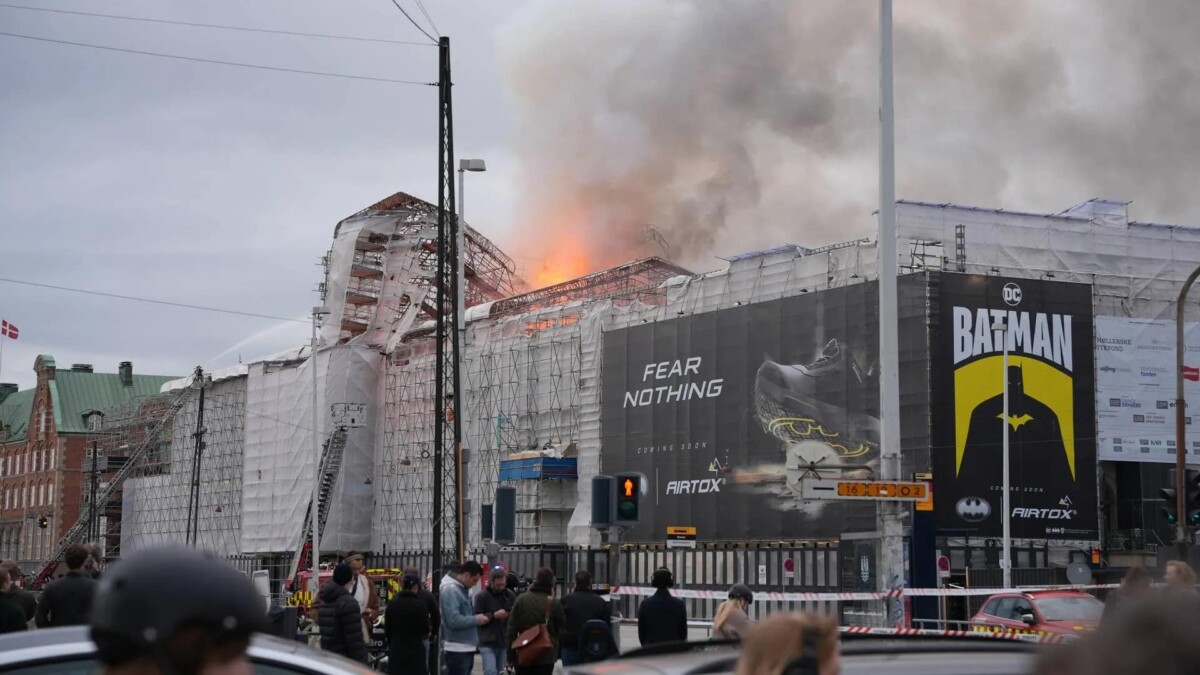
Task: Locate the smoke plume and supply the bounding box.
[497,1,1200,276]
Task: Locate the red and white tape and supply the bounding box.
[609,583,1118,602]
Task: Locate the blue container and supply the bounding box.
[499,457,578,481]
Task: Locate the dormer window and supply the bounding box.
[85,411,103,432]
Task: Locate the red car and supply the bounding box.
[969,591,1103,638]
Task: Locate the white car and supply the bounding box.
[0,626,373,675]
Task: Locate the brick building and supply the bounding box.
[0,356,176,563]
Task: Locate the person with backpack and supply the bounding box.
[560,571,610,665]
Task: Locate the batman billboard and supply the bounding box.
[600,279,929,542]
[931,274,1097,540]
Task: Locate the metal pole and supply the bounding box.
[433,35,451,580]
[1175,265,1200,551]
[1001,330,1011,588]
[89,440,98,543]
[876,0,905,624]
[310,309,322,598]
[187,368,206,547]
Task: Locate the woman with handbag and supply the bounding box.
[506,567,566,675]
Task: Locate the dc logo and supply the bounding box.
[1002,282,1022,307]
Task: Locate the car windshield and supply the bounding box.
[1036,596,1104,621]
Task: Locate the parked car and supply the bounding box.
[970,590,1103,638]
[0,625,373,674]
[565,633,1039,675]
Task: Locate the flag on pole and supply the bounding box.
[1184,365,1199,382]
[0,321,17,340]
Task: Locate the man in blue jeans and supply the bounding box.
[440,562,490,675]
[474,569,514,675]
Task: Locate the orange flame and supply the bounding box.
[531,234,593,288]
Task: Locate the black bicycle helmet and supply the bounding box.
[728,583,754,604]
[91,547,265,667]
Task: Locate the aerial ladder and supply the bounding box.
[32,377,200,589]
[287,425,350,585]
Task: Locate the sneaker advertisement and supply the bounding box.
[930,273,1098,540]
[599,277,930,542]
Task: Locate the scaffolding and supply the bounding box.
[322,191,524,348]
[120,369,248,556]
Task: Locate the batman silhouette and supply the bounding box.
[946,365,1077,538]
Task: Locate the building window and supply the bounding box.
[50,448,55,470]
[38,483,44,506]
[48,482,54,506]
[86,412,103,432]
[38,404,46,435]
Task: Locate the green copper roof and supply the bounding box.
[51,370,179,434]
[0,388,35,442]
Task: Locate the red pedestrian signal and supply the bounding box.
[615,473,641,525]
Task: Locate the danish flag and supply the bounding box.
[1185,365,1199,382]
[0,320,17,340]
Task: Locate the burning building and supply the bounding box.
[87,191,1200,603]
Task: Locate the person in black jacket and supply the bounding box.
[636,567,686,647]
[403,566,440,674]
[474,569,514,675]
[385,573,431,675]
[560,571,610,665]
[319,563,369,663]
[36,544,96,627]
[0,568,26,634]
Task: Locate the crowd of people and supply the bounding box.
[6,545,1200,675]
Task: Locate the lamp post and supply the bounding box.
[310,305,329,598]
[1175,265,1200,555]
[992,320,1011,588]
[457,159,486,331]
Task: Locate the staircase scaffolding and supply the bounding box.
[32,380,200,589]
[288,425,350,582]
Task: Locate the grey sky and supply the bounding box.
[4,1,1200,390]
[1,0,520,389]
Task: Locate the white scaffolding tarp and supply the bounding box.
[241,353,327,553]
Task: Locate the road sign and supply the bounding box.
[914,472,934,511]
[802,479,929,501]
[784,557,795,579]
[666,526,697,549]
[936,555,950,579]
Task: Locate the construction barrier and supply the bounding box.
[609,583,1118,601]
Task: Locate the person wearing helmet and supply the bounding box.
[90,547,265,675]
[635,567,687,646]
[713,584,753,640]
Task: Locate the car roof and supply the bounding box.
[566,635,1039,675]
[983,590,1095,600]
[0,626,368,673]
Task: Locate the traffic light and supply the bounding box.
[614,473,641,526]
[1159,469,1200,526]
[37,516,47,529]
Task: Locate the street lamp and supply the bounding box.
[992,320,1011,588]
[1174,265,1200,556]
[457,159,486,327]
[310,305,330,599]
